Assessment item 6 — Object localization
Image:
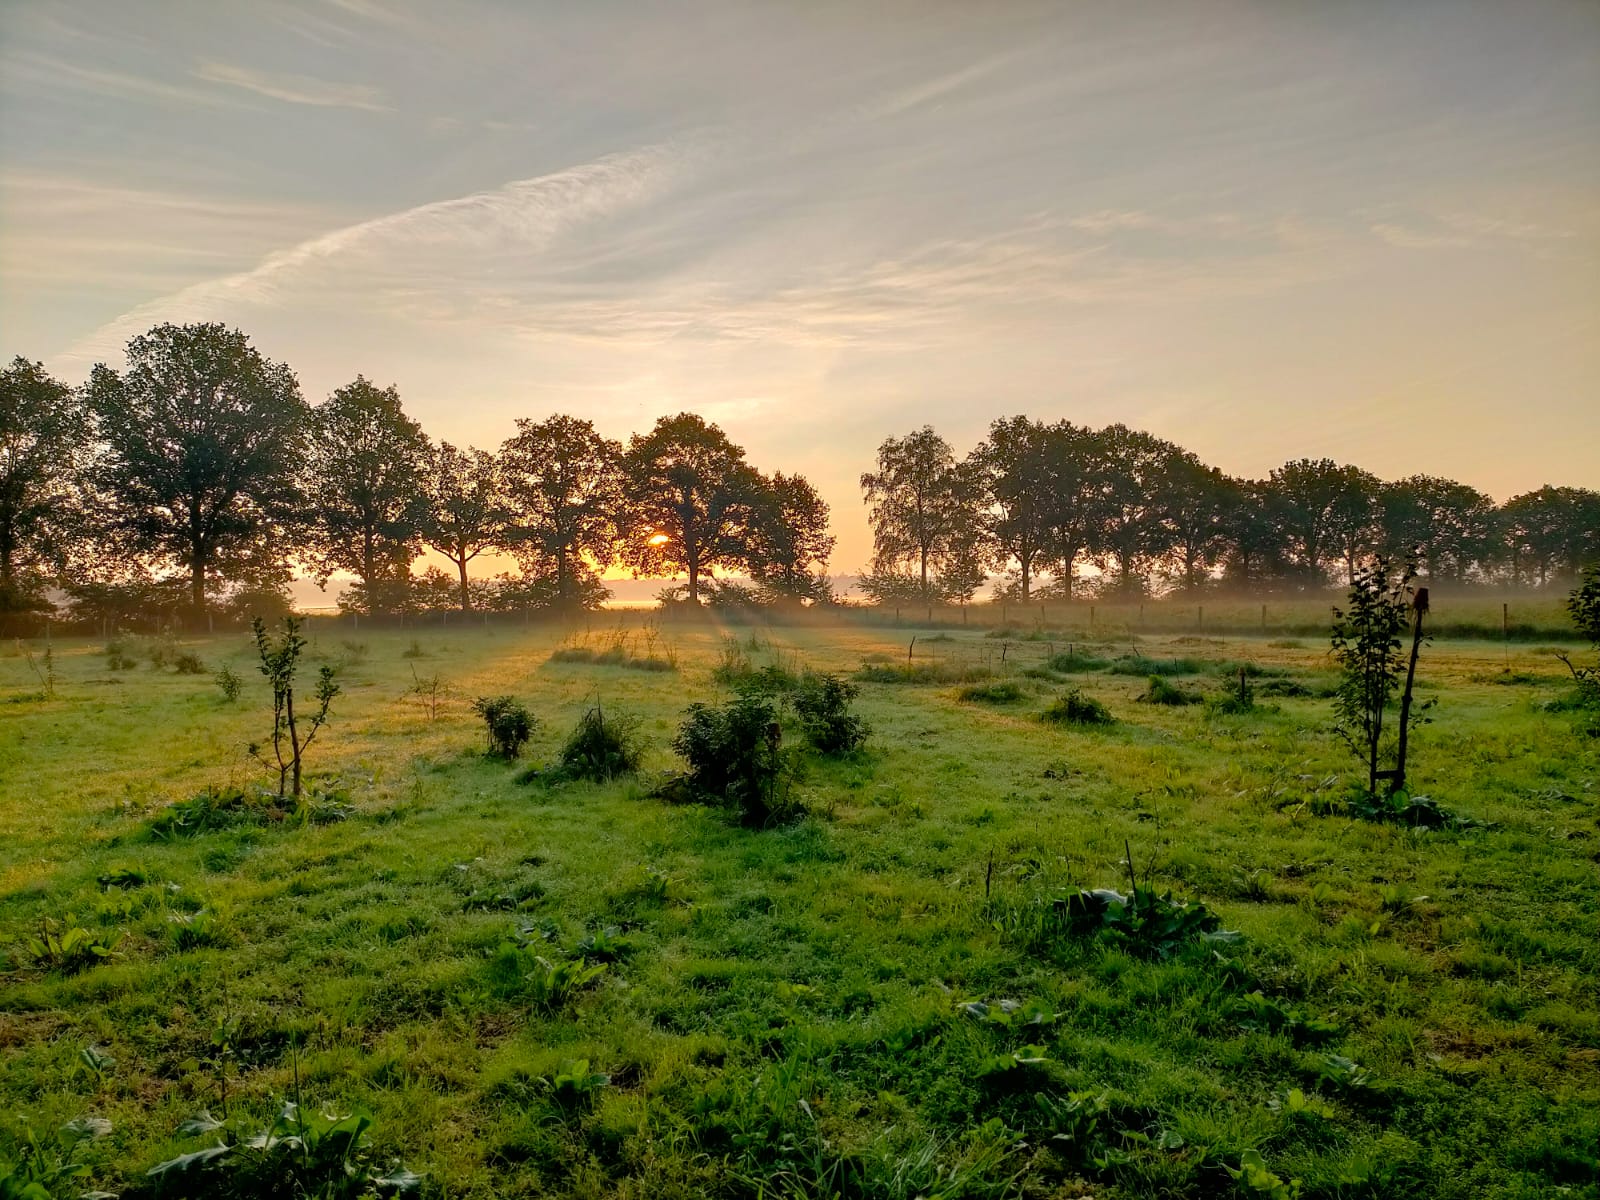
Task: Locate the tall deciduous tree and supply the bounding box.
[860,426,987,602]
[1089,424,1178,596]
[302,377,429,615]
[973,416,1054,603]
[419,442,510,613]
[1035,420,1100,600]
[1379,475,1499,584]
[1501,486,1600,588]
[745,471,835,603]
[499,415,624,610]
[1156,449,1233,595]
[87,323,306,625]
[0,358,90,616]
[1266,458,1376,586]
[621,413,759,604]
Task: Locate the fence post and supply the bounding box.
[1198,605,1203,633]
[908,636,917,662]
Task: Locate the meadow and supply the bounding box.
[0,609,1596,1199]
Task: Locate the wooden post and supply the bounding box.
[908,636,917,662]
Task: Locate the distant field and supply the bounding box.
[1,617,1595,1198]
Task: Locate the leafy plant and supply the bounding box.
[1556,564,1600,709]
[1226,1148,1301,1199]
[957,680,1025,704]
[521,954,606,1013]
[214,664,242,703]
[575,925,633,962]
[1138,675,1201,706]
[791,672,869,753]
[146,1100,420,1198]
[149,785,279,837]
[1347,787,1457,829]
[670,695,792,824]
[173,651,206,675]
[544,1059,610,1111]
[250,616,340,799]
[1230,991,1341,1046]
[25,917,120,974]
[407,667,445,721]
[104,639,138,671]
[554,703,645,781]
[472,695,535,758]
[0,1116,112,1199]
[1330,558,1431,796]
[1052,885,1239,959]
[1041,689,1114,726]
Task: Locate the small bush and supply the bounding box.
[1041,689,1113,726]
[1138,675,1201,706]
[1106,655,1203,677]
[556,705,646,782]
[957,680,1026,704]
[1257,677,1313,698]
[149,786,282,837]
[1044,650,1109,673]
[549,646,597,664]
[473,696,536,759]
[26,916,121,973]
[792,672,870,753]
[214,665,242,703]
[173,651,207,675]
[401,639,428,659]
[105,640,138,671]
[670,695,790,823]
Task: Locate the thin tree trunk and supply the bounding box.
[457,555,471,613]
[1393,599,1426,794]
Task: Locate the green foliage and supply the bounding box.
[1558,565,1600,708]
[554,704,645,782]
[1044,649,1110,673]
[1330,557,1429,795]
[516,954,606,1013]
[214,664,242,702]
[670,695,791,823]
[544,1059,609,1111]
[791,672,870,753]
[25,916,120,974]
[956,680,1025,704]
[251,616,340,798]
[855,660,992,685]
[1106,655,1203,676]
[1346,787,1458,829]
[472,695,535,758]
[0,1117,111,1200]
[1041,689,1113,726]
[149,785,275,837]
[173,651,206,675]
[145,1100,420,1198]
[1229,992,1341,1046]
[1226,1148,1301,1199]
[104,640,137,671]
[1138,675,1201,706]
[1051,886,1240,959]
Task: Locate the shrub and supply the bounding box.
[1041,689,1113,726]
[173,651,207,675]
[1051,885,1239,959]
[1106,655,1203,677]
[957,681,1025,704]
[1557,565,1600,709]
[250,617,340,799]
[670,695,790,823]
[792,672,869,753]
[26,917,121,973]
[149,786,280,837]
[104,640,138,671]
[1138,675,1200,706]
[1044,650,1109,673]
[214,665,242,703]
[473,696,535,759]
[556,705,646,782]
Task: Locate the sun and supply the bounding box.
[646,532,671,546]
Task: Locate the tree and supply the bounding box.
[745,471,835,604]
[1089,425,1178,596]
[1266,458,1376,586]
[87,323,307,626]
[419,442,509,613]
[1036,420,1101,600]
[1501,486,1600,588]
[1378,475,1498,585]
[620,413,761,604]
[1156,449,1233,595]
[302,377,430,615]
[499,415,624,611]
[972,416,1053,603]
[860,426,988,602]
[0,358,90,619]
[250,616,339,800]
[1218,478,1290,590]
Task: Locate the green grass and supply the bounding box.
[0,621,1596,1198]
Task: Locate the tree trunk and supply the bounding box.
[190,554,207,629]
[457,556,471,613]
[688,559,699,604]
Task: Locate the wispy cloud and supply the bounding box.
[1,52,235,108]
[193,61,389,111]
[60,141,701,366]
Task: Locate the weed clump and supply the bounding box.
[855,660,990,686]
[669,695,791,824]
[791,672,869,753]
[173,651,206,675]
[149,786,278,837]
[1052,885,1239,959]
[1106,655,1203,677]
[104,640,138,671]
[473,695,535,759]
[1138,675,1201,706]
[554,705,646,782]
[1041,689,1113,726]
[957,680,1026,704]
[1044,650,1109,673]
[26,916,120,973]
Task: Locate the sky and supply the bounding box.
[2,0,1597,584]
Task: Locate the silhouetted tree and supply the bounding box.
[972,416,1054,603]
[1219,478,1291,590]
[861,426,988,602]
[419,441,510,613]
[302,377,429,615]
[87,323,306,625]
[1156,449,1233,595]
[0,358,90,619]
[621,413,759,604]
[1089,424,1178,596]
[1501,486,1600,587]
[1036,420,1101,600]
[1378,475,1499,585]
[500,415,624,610]
[1266,458,1375,586]
[746,471,835,604]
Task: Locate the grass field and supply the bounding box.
[1,615,1596,1198]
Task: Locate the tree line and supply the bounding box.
[0,324,832,629]
[860,420,1600,604]
[2,323,1595,629]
